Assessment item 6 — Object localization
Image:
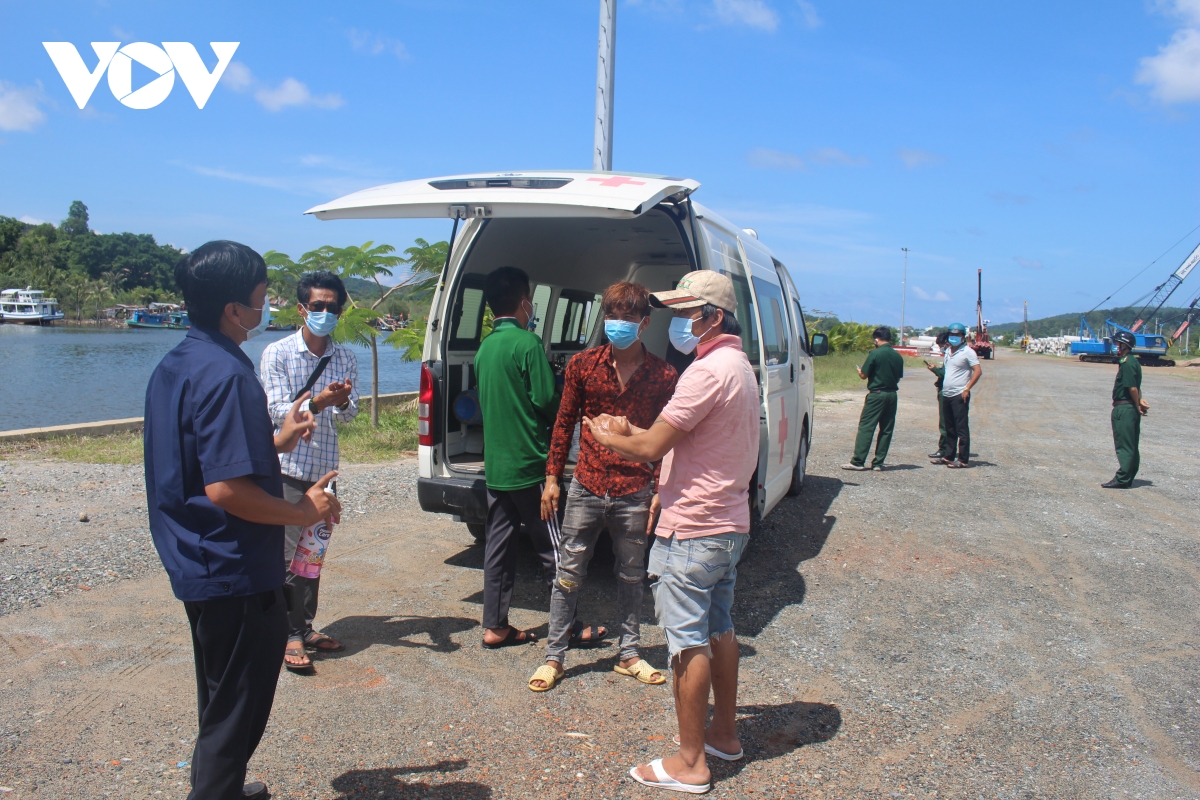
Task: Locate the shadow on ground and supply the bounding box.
[320,615,477,657]
[330,759,490,799]
[706,700,842,783]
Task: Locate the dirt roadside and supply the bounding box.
[0,350,1197,799]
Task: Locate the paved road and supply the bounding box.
[0,350,1196,799]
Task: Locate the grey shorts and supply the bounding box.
[648,532,749,660]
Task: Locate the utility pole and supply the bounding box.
[900,247,909,346]
[593,0,617,171]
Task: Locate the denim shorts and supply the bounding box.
[648,532,749,660]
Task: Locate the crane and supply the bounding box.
[1129,241,1200,331]
[1170,291,1200,352]
[1020,301,1030,349]
[969,268,993,359]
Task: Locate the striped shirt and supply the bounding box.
[259,330,359,482]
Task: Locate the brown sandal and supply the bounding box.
[284,641,313,673]
[303,632,345,652]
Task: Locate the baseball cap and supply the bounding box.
[650,271,738,312]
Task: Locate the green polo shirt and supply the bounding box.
[475,318,560,491]
[1112,354,1142,403]
[862,343,905,392]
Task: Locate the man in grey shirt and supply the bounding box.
[934,322,981,468]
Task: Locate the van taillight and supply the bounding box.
[418,362,434,447]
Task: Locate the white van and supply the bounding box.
[307,171,829,540]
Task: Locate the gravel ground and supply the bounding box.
[0,350,1197,799]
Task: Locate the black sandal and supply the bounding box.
[569,621,608,648]
[482,626,537,649]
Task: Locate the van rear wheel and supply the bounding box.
[787,430,809,496]
[467,523,486,544]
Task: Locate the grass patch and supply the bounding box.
[0,431,144,464]
[814,352,931,394]
[337,402,420,463]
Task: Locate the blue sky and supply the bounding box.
[1,0,1198,327]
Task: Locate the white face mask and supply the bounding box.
[237,302,270,340]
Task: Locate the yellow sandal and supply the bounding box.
[528,663,564,692]
[614,659,666,685]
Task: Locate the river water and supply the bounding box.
[0,325,421,432]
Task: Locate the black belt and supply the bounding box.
[868,389,894,394]
[1113,400,1132,407]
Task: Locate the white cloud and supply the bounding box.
[912,286,951,302]
[808,146,867,166]
[221,63,343,112]
[255,78,343,112]
[796,0,821,28]
[713,0,779,31]
[896,147,943,169]
[346,28,410,60]
[748,147,806,170]
[0,81,46,132]
[18,215,46,225]
[1137,25,1200,102]
[1014,256,1044,270]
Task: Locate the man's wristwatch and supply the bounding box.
[336,400,350,411]
[308,399,320,414]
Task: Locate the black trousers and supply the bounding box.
[184,587,287,800]
[282,476,320,643]
[482,484,561,630]
[941,394,971,464]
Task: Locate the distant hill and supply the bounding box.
[990,306,1193,339]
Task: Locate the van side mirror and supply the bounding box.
[810,332,829,356]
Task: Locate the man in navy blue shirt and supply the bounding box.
[145,240,341,800]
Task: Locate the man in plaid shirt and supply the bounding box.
[260,270,358,671]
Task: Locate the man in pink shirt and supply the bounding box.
[585,270,759,795]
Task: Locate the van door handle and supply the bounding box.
[790,363,795,382]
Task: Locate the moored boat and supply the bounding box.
[127,303,191,329]
[0,287,65,324]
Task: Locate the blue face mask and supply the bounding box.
[669,315,718,355]
[237,302,271,341]
[605,319,642,350]
[305,310,338,338]
[948,335,963,346]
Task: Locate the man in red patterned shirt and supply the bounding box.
[526,282,678,692]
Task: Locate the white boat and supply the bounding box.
[0,287,66,324]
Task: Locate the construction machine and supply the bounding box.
[969,268,993,360]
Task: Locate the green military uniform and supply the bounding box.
[474,318,560,490]
[851,343,906,468]
[933,365,947,454]
[1110,353,1143,487]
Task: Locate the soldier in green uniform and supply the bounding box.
[1102,330,1149,489]
[925,331,949,459]
[842,326,906,471]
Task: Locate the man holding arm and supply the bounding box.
[841,326,904,472]
[934,322,982,468]
[145,241,341,800]
[586,271,759,795]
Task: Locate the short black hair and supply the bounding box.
[484,266,530,317]
[297,270,348,309]
[873,326,892,342]
[700,303,742,336]
[935,330,950,346]
[174,240,267,329]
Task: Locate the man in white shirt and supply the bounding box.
[934,322,981,468]
[260,270,358,670]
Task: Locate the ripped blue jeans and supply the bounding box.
[545,479,652,665]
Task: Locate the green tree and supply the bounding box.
[61,201,89,238]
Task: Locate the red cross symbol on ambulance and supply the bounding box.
[587,176,647,187]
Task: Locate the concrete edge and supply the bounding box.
[0,391,419,443]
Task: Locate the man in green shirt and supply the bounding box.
[843,326,906,471]
[1102,330,1149,489]
[474,267,579,649]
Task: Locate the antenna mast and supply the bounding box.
[593,0,617,171]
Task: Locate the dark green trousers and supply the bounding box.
[1111,404,1141,486]
[937,390,947,452]
[852,391,898,467]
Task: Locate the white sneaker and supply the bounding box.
[841,463,868,471]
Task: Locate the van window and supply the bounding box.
[551,291,600,348]
[752,278,789,365]
[448,274,488,350]
[793,299,809,355]
[529,284,552,335]
[701,222,759,367]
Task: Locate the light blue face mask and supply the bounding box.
[237,302,271,341]
[948,335,963,346]
[604,319,642,350]
[305,310,338,338]
[669,315,718,355]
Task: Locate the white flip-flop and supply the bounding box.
[670,735,744,761]
[629,759,711,794]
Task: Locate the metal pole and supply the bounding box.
[900,247,908,346]
[593,0,617,171]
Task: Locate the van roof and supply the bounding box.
[305,171,700,221]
